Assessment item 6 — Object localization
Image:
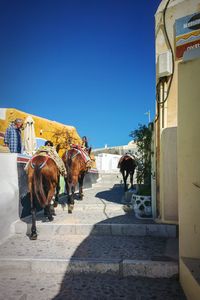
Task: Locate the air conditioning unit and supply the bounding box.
[157,50,173,77]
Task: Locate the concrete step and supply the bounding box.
[0,257,178,279]
[14,220,177,238]
[0,234,178,278]
[14,209,177,238]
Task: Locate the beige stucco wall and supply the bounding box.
[155,0,200,222]
[156,0,200,127]
[180,259,200,300]
[178,58,200,299]
[160,127,178,223]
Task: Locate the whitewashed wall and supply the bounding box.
[0,153,19,242]
[95,153,121,173]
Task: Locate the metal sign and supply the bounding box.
[175,12,200,59]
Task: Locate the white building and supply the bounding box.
[93,141,137,156]
[94,141,138,174]
[95,153,121,173]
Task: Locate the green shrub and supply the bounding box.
[130,123,153,194]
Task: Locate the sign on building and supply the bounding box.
[175,12,200,59]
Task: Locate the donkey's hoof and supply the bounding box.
[53,201,58,208]
[48,215,54,221]
[50,209,56,216]
[68,204,74,214]
[30,232,37,240]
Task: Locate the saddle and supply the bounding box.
[70,144,92,168]
[117,153,135,168]
[25,146,67,177]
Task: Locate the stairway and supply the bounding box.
[0,174,186,300]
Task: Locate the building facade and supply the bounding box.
[154,1,200,298]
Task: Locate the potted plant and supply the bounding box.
[129,123,153,218]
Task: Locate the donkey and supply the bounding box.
[27,155,60,240]
[62,146,91,213]
[118,154,137,191]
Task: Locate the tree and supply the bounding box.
[51,127,74,150]
[129,123,153,192]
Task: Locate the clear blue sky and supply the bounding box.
[0,0,161,149]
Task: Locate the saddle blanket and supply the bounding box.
[70,145,92,168]
[117,153,135,168]
[25,146,67,177]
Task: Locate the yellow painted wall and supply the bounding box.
[0,108,81,156]
[0,108,96,167]
[178,58,200,299]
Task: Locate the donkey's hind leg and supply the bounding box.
[45,184,56,221]
[130,172,134,189]
[30,195,37,240]
[54,175,60,208]
[78,173,85,200]
[30,207,37,240]
[68,185,75,214]
[45,204,54,221]
[29,179,37,240]
[122,170,129,191]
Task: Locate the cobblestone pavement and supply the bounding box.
[20,173,154,225]
[0,174,186,299]
[0,271,186,300]
[0,234,167,261]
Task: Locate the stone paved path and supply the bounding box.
[0,173,186,299]
[0,234,167,260]
[0,271,186,300]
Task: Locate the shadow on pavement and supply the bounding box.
[52,274,185,300]
[16,172,185,299]
[50,214,185,300]
[95,184,124,204]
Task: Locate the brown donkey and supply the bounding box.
[118,154,137,191]
[27,155,60,240]
[62,146,91,213]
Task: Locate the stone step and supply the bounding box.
[14,220,177,238]
[0,234,178,278]
[15,199,177,238]
[0,257,178,279]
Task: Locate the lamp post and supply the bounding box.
[145,110,151,123]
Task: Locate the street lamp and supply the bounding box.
[144,110,151,123]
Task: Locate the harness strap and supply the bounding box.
[72,149,81,159]
[31,155,50,169]
[66,148,81,160]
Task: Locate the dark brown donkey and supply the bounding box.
[118,154,137,191]
[62,146,91,213]
[27,155,60,240]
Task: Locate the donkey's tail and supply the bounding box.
[32,157,48,207]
